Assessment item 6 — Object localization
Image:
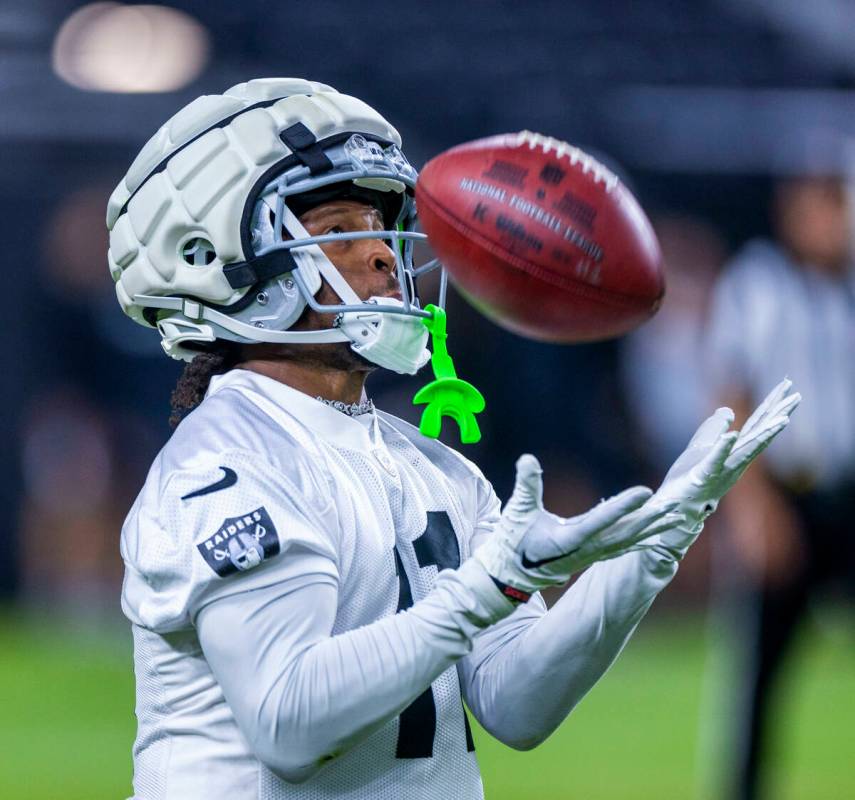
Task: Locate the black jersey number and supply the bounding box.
[393,510,476,758]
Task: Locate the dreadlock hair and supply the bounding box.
[169,341,243,429]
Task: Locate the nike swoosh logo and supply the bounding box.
[181,467,238,500]
[521,547,579,570]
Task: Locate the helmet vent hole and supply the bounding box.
[181,237,216,266]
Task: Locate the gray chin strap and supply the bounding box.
[134,293,430,374]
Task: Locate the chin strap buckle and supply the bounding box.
[157,316,216,361]
[413,305,485,444]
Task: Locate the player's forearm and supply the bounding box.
[199,559,509,782]
[462,548,676,750]
[267,561,508,778]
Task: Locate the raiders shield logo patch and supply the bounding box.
[197,507,280,577]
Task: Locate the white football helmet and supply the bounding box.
[107,78,444,374]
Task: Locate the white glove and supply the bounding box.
[639,377,801,560]
[474,455,684,603]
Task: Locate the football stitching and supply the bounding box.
[513,131,620,192]
[417,181,656,310]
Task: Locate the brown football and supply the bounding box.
[415,132,665,342]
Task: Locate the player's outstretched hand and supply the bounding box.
[474,455,683,602]
[636,377,801,561]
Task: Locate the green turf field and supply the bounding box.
[1,607,852,799]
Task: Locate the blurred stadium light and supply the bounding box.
[52,3,209,93]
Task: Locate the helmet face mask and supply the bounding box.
[224,133,445,374]
[109,80,444,374]
[247,132,439,322]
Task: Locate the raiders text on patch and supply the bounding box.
[196,506,280,577]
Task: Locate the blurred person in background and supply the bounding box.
[707,170,855,800]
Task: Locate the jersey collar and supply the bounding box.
[207,368,379,451]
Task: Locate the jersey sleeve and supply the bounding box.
[121,448,340,633]
[195,561,496,782]
[437,445,502,556]
[467,466,502,553]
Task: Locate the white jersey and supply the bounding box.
[121,368,680,800]
[122,369,497,799]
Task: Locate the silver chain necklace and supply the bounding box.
[315,396,375,417]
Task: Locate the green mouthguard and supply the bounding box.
[413,304,485,444]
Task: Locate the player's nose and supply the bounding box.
[366,238,402,300]
[363,237,397,277]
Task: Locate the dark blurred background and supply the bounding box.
[2,2,854,799]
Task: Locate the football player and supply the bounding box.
[109,79,799,800]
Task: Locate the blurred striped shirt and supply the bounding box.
[707,240,855,490]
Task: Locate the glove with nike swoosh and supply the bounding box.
[633,377,801,561]
[473,455,685,603]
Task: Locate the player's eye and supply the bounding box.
[326,225,345,235]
